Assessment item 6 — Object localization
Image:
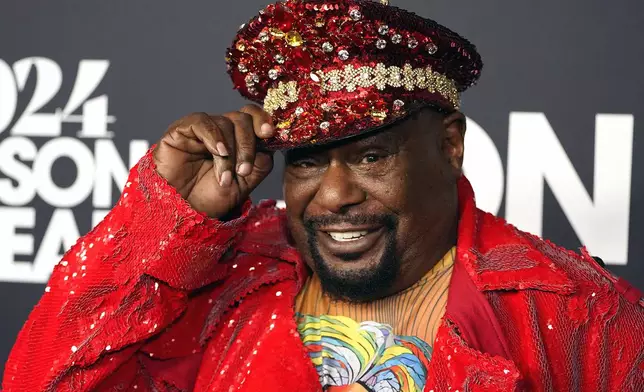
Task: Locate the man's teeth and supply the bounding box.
[328,231,369,242]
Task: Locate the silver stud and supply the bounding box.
[378,25,389,35]
[71,346,78,353]
[322,42,334,53]
[427,42,438,55]
[275,291,283,297]
[376,39,387,49]
[391,34,402,44]
[338,50,349,61]
[274,54,285,64]
[105,345,111,351]
[349,9,362,20]
[268,69,279,79]
[408,38,418,49]
[45,286,51,292]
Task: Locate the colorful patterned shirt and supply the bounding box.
[294,248,455,392]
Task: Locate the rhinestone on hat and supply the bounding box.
[426,42,438,55]
[391,34,402,44]
[274,54,285,64]
[268,69,279,79]
[376,39,387,49]
[349,9,362,20]
[338,49,350,60]
[378,25,389,35]
[322,42,334,53]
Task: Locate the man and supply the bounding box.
[3,0,643,391]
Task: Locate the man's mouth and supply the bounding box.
[327,231,369,242]
[316,226,385,257]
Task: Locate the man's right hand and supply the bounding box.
[153,105,275,219]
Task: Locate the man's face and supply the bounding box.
[283,108,465,302]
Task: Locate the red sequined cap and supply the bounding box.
[226,0,483,150]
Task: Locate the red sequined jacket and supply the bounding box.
[3,150,644,392]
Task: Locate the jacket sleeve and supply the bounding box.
[2,149,252,392]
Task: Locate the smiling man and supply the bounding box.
[3,1,643,391]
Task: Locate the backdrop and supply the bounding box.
[1,0,642,376]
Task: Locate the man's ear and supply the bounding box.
[442,111,466,172]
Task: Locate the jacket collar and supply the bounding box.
[456,176,575,295]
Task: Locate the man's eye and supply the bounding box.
[291,160,316,168]
[361,154,381,164]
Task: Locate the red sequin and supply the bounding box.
[226,0,483,150]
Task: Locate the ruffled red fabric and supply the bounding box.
[3,150,643,391]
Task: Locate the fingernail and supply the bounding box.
[219,171,233,187]
[237,162,252,176]
[216,142,229,156]
[260,123,274,137]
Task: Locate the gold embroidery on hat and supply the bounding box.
[263,63,460,115]
[318,63,460,108]
[264,81,299,115]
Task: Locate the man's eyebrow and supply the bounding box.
[351,128,405,148]
[284,126,406,160]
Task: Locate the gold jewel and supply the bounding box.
[277,120,292,129]
[270,28,285,39]
[285,31,303,47]
[371,110,388,120]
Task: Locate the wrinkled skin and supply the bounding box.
[284,108,467,301]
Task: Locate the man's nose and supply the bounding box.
[313,162,366,213]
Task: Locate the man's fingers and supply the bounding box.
[226,112,256,178]
[207,116,236,187]
[241,152,274,193]
[239,104,275,139]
